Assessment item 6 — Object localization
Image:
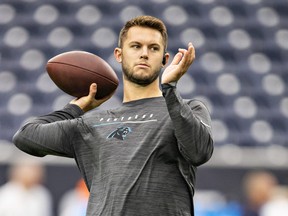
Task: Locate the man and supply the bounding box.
[0,158,52,216]
[13,15,213,215]
[242,171,278,216]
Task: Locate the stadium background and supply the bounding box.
[0,0,287,215]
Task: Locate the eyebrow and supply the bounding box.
[128,41,162,48]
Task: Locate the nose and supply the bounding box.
[140,55,148,60]
[140,47,148,60]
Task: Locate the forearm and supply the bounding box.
[12,104,84,157]
[33,104,84,123]
[162,84,214,166]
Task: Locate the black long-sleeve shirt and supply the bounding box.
[13,85,213,216]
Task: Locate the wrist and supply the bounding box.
[161,82,177,89]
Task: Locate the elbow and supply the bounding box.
[12,130,23,150]
[12,131,46,158]
[194,137,214,166]
[181,136,213,167]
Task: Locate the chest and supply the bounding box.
[91,110,172,140]
[75,106,186,192]
[83,110,179,166]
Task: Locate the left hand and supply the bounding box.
[161,42,195,84]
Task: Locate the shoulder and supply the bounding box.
[0,182,21,198]
[82,108,108,121]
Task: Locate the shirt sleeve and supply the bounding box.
[12,104,84,158]
[162,83,214,166]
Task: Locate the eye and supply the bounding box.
[150,46,160,52]
[131,44,140,49]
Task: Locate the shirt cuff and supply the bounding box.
[63,103,85,117]
[161,82,177,97]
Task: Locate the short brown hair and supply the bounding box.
[118,15,168,51]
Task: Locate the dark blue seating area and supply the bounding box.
[0,0,287,150]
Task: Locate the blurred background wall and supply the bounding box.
[0,0,287,215]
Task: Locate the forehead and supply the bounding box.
[124,26,164,47]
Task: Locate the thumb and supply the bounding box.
[88,83,97,99]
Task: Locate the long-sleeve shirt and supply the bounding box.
[13,85,213,216]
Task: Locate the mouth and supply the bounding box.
[136,63,150,68]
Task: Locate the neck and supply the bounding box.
[123,78,162,103]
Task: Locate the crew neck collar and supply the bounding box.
[123,96,164,106]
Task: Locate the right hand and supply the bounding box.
[69,83,114,112]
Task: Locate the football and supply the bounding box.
[46,51,119,99]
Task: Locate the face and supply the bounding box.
[115,26,166,86]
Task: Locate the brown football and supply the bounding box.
[46,51,119,99]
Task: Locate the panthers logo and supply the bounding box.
[107,127,132,140]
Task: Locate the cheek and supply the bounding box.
[122,52,136,64]
[152,58,164,70]
[122,57,132,69]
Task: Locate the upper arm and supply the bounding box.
[13,118,80,158]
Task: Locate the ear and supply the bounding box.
[162,52,169,66]
[114,47,122,63]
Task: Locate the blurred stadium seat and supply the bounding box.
[0,0,287,163]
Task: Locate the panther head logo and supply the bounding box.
[107,127,132,140]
